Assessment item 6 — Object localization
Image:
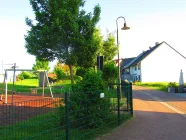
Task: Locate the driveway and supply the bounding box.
[100,86,186,140]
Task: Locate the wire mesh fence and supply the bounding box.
[0,83,133,140]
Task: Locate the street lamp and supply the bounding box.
[116,16,130,96]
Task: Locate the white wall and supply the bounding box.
[130,64,141,81]
[141,43,186,82]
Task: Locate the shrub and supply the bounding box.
[60,70,112,128]
[76,67,93,77]
[17,71,31,79]
[102,62,118,85]
[74,75,83,83]
[54,67,66,81]
[168,82,177,87]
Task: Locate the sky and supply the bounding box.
[0,0,186,74]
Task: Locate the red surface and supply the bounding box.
[0,95,61,126]
[0,94,47,104]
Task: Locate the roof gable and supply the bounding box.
[124,41,186,68]
[120,57,136,68]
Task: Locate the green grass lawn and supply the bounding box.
[133,82,171,92]
[15,79,39,86]
[0,79,72,95]
[0,110,132,140]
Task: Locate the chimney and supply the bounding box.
[149,46,152,50]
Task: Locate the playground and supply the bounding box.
[0,68,66,104]
[0,95,61,126]
[0,94,47,104]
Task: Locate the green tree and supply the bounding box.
[25,0,101,84]
[17,71,36,79]
[54,67,65,81]
[102,61,118,85]
[32,58,50,71]
[75,28,103,68]
[53,62,68,80]
[102,33,117,63]
[66,70,111,128]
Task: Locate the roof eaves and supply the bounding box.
[124,52,144,69]
[163,41,186,60]
[127,42,164,67]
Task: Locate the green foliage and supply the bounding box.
[134,82,169,92]
[17,75,24,80]
[17,71,36,79]
[74,75,83,83]
[75,28,102,68]
[168,82,177,87]
[76,67,86,77]
[75,67,94,77]
[102,33,117,63]
[25,0,101,84]
[54,66,66,81]
[80,69,105,91]
[102,62,118,85]
[32,58,50,71]
[61,70,111,128]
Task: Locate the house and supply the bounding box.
[120,41,186,82]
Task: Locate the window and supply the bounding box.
[138,64,140,70]
[138,75,141,81]
[135,66,137,71]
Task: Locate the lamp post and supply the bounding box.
[116,16,130,97]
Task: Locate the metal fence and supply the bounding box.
[0,83,133,140]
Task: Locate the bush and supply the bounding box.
[76,67,93,77]
[74,75,83,83]
[54,67,66,81]
[102,62,118,85]
[60,70,112,128]
[17,71,35,79]
[168,82,177,87]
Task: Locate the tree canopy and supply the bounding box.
[32,58,50,71]
[102,33,117,63]
[25,0,101,84]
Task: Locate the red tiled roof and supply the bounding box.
[48,73,56,77]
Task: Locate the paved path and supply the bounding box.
[101,86,186,140]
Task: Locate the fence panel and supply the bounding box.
[0,98,65,140]
[0,83,133,140]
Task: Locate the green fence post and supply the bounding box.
[65,92,69,140]
[117,85,120,125]
[129,83,133,115]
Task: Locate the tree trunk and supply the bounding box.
[69,64,74,85]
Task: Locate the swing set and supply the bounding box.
[0,68,53,104]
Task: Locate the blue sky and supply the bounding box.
[0,0,186,73]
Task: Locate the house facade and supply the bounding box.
[120,41,186,82]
